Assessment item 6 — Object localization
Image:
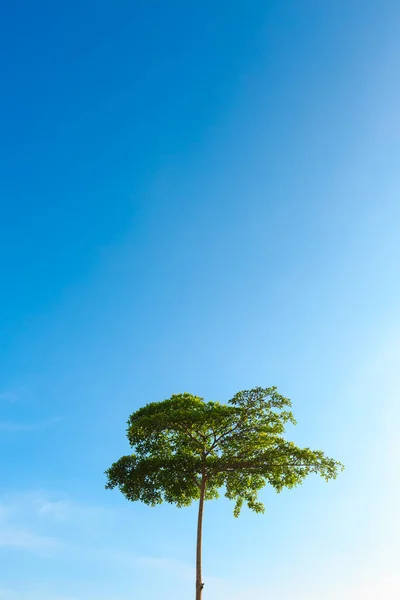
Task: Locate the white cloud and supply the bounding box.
[0,491,110,531]
[0,529,61,556]
[34,498,73,521]
[0,494,63,556]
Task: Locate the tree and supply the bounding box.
[105,387,343,600]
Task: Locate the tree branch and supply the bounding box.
[176,423,204,447]
[210,459,314,474]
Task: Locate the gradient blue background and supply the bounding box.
[1,1,399,599]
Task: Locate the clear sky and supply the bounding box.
[1,1,399,599]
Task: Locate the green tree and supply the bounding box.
[105,387,343,600]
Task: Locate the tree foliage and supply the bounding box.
[105,387,343,516]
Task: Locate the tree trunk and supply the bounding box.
[196,474,206,600]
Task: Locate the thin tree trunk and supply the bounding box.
[196,473,206,600]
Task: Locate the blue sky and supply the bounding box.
[1,1,400,598]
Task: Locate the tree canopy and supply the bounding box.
[105,387,343,516]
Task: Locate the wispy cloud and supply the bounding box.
[0,491,117,530]
[0,494,63,557]
[34,498,73,521]
[29,492,115,522]
[0,529,61,556]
